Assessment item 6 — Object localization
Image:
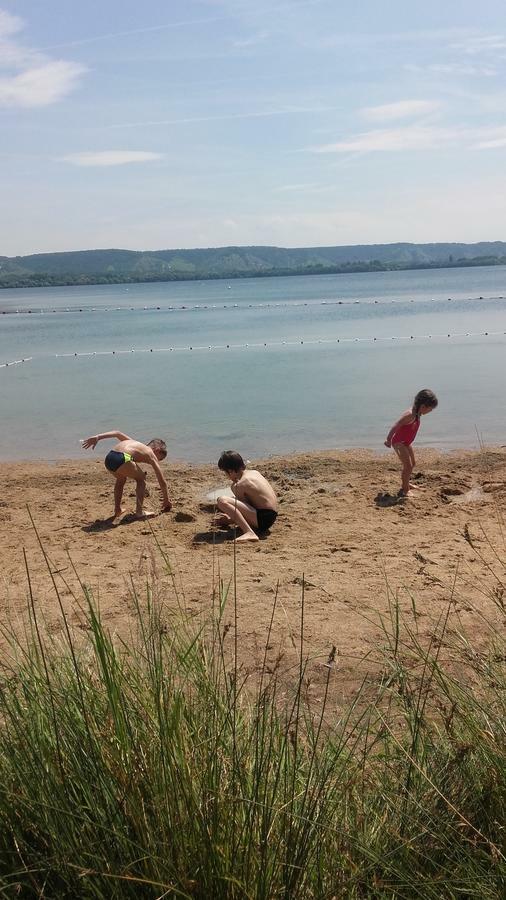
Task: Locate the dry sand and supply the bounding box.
[1,449,505,704]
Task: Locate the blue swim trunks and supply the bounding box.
[104,450,133,473]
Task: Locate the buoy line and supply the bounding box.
[3,330,506,371]
[1,293,505,316]
[0,357,32,368]
[48,329,506,357]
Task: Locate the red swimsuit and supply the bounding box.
[391,417,419,446]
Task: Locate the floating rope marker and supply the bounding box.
[0,357,32,368]
[2,293,506,317]
[7,329,506,371]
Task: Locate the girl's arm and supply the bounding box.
[81,430,130,449]
[384,411,413,447]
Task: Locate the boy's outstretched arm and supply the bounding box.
[81,430,130,449]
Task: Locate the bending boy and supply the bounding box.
[82,430,171,520]
[214,451,278,543]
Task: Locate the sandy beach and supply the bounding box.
[2,448,505,703]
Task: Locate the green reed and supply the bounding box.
[0,532,503,898]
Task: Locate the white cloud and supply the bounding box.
[232,31,270,48]
[472,127,506,150]
[451,34,506,55]
[361,99,442,122]
[110,105,334,129]
[405,62,497,78]
[311,125,456,154]
[274,182,330,194]
[0,60,86,107]
[60,151,165,167]
[0,8,22,39]
[0,6,86,106]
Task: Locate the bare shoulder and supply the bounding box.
[127,440,155,460]
[242,469,265,485]
[124,439,147,452]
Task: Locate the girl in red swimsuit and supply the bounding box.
[385,389,438,497]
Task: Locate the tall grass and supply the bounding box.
[0,535,504,898]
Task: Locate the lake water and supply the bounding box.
[1,266,506,462]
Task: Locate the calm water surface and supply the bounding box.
[1,267,506,461]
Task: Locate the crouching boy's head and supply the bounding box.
[148,438,167,461]
[218,450,245,479]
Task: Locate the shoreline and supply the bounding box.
[1,442,504,467]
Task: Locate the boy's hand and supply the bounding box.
[160,500,172,513]
[82,436,98,450]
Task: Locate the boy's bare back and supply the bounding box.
[232,469,278,511]
[113,438,158,463]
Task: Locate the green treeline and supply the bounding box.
[1,254,505,290]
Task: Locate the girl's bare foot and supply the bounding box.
[235,531,259,542]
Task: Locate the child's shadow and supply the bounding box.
[193,527,237,544]
[81,513,142,533]
[193,527,272,544]
[374,491,405,508]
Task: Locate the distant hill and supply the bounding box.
[1,241,506,288]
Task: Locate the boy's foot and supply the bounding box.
[235,531,259,542]
[135,509,156,520]
[212,514,231,527]
[113,507,126,518]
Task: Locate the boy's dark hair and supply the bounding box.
[218,450,245,473]
[148,438,167,459]
[413,389,438,417]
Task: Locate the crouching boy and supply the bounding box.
[214,450,278,542]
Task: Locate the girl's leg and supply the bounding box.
[393,443,413,496]
[216,495,259,542]
[407,446,421,489]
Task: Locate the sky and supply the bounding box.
[1,0,506,256]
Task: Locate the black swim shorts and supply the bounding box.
[255,508,278,533]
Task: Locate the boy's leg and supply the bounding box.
[117,461,155,518]
[113,475,127,517]
[217,495,259,542]
[393,443,413,495]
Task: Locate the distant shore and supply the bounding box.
[2,257,506,291]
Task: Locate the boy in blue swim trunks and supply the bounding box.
[214,451,278,542]
[81,430,171,520]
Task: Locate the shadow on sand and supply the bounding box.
[193,527,272,544]
[374,491,405,508]
[81,512,156,533]
[193,528,237,544]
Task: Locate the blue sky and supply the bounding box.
[1,0,506,255]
